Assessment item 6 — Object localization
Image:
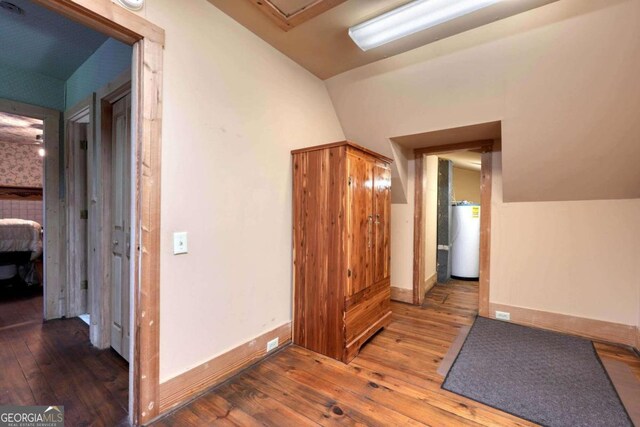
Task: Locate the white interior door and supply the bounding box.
[110,93,132,361]
[65,120,89,317]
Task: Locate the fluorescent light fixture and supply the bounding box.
[349,0,503,51]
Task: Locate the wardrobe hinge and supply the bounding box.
[81,280,88,290]
[80,140,88,150]
[347,269,352,278]
[80,209,88,219]
[348,176,352,186]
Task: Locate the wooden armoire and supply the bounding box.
[292,141,392,363]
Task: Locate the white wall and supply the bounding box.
[134,0,344,382]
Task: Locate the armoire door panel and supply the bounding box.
[292,141,391,363]
[373,163,391,283]
[346,151,373,297]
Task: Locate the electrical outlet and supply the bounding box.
[495,310,510,321]
[266,337,279,352]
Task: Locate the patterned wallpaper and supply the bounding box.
[0,141,43,188]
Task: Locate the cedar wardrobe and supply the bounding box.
[292,141,392,363]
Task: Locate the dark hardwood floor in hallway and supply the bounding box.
[155,281,640,426]
[0,286,130,426]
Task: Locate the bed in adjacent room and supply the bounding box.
[0,218,43,286]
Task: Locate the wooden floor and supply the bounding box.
[0,285,130,426]
[155,281,640,426]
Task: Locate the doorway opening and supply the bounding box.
[412,140,497,316]
[0,0,150,423]
[433,151,483,284]
[0,110,45,324]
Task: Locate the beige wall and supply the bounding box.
[452,167,480,204]
[390,155,414,290]
[326,0,640,203]
[133,0,344,382]
[326,0,640,326]
[490,153,640,326]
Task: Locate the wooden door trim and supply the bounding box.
[478,152,492,316]
[412,155,425,305]
[31,0,164,45]
[34,2,164,425]
[0,98,62,320]
[412,141,496,315]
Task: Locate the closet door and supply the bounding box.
[373,163,391,283]
[110,93,132,362]
[346,151,373,297]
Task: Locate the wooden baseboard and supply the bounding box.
[489,303,637,347]
[422,273,437,298]
[390,286,413,304]
[158,322,291,413]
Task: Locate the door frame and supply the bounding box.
[0,98,63,320]
[412,140,497,316]
[33,1,165,424]
[64,95,94,319]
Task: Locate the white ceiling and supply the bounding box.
[0,111,43,145]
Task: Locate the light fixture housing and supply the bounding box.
[115,0,144,11]
[349,0,502,51]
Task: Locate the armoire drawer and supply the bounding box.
[345,285,390,344]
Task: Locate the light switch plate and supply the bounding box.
[173,232,188,255]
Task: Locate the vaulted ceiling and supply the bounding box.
[0,0,108,80]
[208,0,560,79]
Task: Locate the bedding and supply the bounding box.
[0,219,43,285]
[0,218,43,260]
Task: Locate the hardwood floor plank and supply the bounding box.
[286,345,536,427]
[215,375,319,426]
[250,362,364,426]
[153,280,639,426]
[10,339,57,404]
[0,290,129,426]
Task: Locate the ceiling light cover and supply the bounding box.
[115,0,144,11]
[349,0,502,51]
